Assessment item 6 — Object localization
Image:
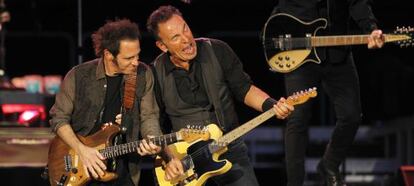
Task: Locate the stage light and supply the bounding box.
[1,104,46,126]
[18,110,41,126]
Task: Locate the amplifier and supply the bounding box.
[0,127,54,167]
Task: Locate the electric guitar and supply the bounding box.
[154,88,318,186]
[262,13,414,73]
[47,123,210,186]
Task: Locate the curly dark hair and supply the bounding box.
[146,5,182,41]
[92,19,141,57]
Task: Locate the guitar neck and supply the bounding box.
[311,34,402,47]
[100,132,180,159]
[218,109,276,145]
[215,96,304,146]
[312,35,369,47]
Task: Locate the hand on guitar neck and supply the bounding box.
[115,113,162,156]
[368,29,385,49]
[272,97,295,120]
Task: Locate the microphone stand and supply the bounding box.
[0,13,13,89]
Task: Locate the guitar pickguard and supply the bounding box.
[263,13,326,73]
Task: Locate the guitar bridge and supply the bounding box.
[178,173,198,186]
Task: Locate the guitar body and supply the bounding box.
[263,13,327,73]
[155,124,232,186]
[48,124,120,186]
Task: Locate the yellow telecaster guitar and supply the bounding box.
[154,88,318,186]
[48,123,209,186]
[262,13,413,73]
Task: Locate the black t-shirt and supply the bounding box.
[102,75,122,123]
[89,75,122,134]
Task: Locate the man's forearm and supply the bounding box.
[56,124,85,152]
[244,85,271,112]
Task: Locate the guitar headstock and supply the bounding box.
[394,26,414,48]
[286,87,317,106]
[178,126,210,143]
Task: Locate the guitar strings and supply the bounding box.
[100,133,178,158]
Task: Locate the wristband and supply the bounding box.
[262,97,277,111]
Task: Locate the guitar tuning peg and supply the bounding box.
[186,125,190,128]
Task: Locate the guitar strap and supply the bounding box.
[120,70,138,135]
[123,72,137,111]
[121,65,146,141]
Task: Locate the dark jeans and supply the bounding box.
[283,55,362,186]
[206,141,259,186]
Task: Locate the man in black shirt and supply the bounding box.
[147,5,294,186]
[270,0,384,185]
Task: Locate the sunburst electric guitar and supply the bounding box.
[154,88,318,186]
[48,123,210,186]
[262,13,414,73]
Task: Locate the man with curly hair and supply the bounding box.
[49,19,162,186]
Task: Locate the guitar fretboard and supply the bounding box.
[100,133,178,159]
[312,35,369,47]
[216,109,275,147]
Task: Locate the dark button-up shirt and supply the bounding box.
[164,40,252,107]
